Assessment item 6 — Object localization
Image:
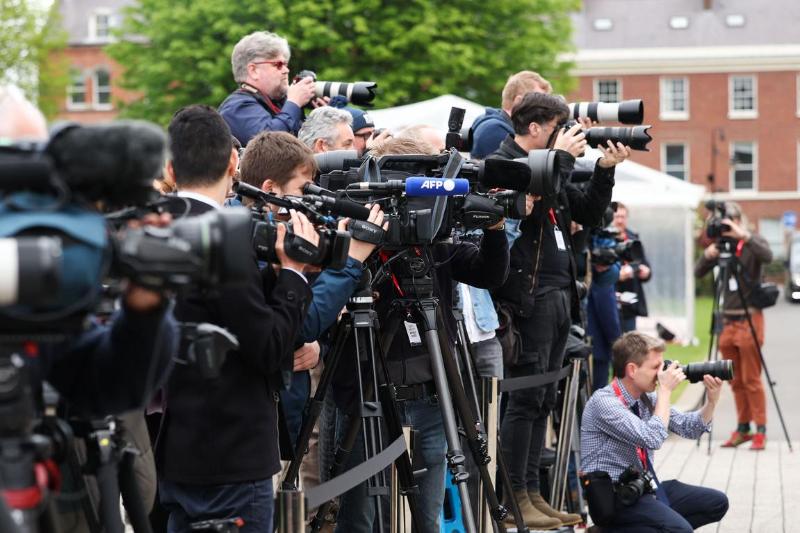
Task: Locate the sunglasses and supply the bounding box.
[252,59,289,71]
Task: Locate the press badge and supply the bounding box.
[728,277,738,292]
[404,321,423,346]
[554,227,567,251]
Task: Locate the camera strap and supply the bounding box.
[611,378,669,504]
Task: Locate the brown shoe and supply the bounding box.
[528,491,582,526]
[503,490,562,530]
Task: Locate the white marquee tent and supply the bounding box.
[369,95,706,341]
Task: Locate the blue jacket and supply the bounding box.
[219,89,304,146]
[470,107,514,159]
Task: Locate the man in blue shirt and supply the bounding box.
[581,332,729,532]
[219,31,324,146]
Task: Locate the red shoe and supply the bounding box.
[721,431,753,448]
[750,432,766,451]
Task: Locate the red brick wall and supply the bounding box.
[56,45,138,123]
[568,71,800,225]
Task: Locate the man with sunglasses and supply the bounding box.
[220,31,326,146]
[489,91,630,530]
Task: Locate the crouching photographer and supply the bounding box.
[580,332,729,532]
[155,105,318,533]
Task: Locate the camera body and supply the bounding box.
[705,200,732,239]
[616,465,656,506]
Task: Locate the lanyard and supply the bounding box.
[611,378,648,470]
[735,239,745,257]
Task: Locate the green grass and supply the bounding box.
[664,296,713,402]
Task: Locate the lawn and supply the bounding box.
[664,296,714,402]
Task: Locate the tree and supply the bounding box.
[0,0,67,119]
[108,0,579,126]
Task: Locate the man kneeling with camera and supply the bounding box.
[580,332,729,532]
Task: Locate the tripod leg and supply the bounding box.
[118,451,154,533]
[95,461,125,533]
[282,320,352,490]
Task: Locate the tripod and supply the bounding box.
[698,239,793,452]
[281,270,423,533]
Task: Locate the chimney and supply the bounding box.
[703,0,713,9]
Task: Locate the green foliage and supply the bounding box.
[0,1,67,119]
[107,0,579,126]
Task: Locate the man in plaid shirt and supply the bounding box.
[581,332,729,531]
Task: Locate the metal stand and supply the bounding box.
[551,357,585,512]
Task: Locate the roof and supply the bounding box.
[571,0,800,50]
[366,94,488,135]
[59,0,135,45]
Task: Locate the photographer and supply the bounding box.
[219,31,326,146]
[238,130,385,492]
[0,84,178,417]
[329,137,510,533]
[695,202,773,450]
[580,332,728,532]
[470,70,552,159]
[298,106,356,153]
[613,203,652,332]
[155,106,317,533]
[490,91,629,529]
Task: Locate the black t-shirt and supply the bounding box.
[532,203,572,290]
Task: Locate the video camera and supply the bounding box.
[704,200,732,240]
[232,181,354,270]
[0,121,252,336]
[317,146,561,248]
[590,207,644,267]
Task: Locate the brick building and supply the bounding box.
[56,0,136,123]
[567,0,800,255]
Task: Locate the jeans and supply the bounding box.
[620,316,637,333]
[587,285,622,392]
[501,288,571,492]
[333,393,447,533]
[604,479,728,532]
[159,478,273,533]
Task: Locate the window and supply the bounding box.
[758,218,784,260]
[660,77,689,120]
[725,14,746,27]
[593,18,613,31]
[730,141,757,191]
[67,69,86,109]
[669,16,690,29]
[662,143,688,180]
[594,79,621,103]
[89,9,113,41]
[93,69,112,108]
[729,75,757,119]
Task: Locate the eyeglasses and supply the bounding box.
[252,59,289,71]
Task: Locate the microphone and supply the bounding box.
[403,177,469,197]
[300,194,371,220]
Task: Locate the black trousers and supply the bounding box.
[604,480,728,532]
[500,288,571,492]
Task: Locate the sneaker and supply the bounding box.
[721,431,753,448]
[750,432,766,451]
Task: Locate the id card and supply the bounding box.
[728,277,738,292]
[404,321,423,346]
[554,227,567,251]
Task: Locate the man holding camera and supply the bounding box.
[155,106,318,533]
[581,332,729,532]
[613,203,652,333]
[695,202,773,450]
[219,31,326,146]
[490,91,630,529]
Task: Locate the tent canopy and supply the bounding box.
[367,94,488,133]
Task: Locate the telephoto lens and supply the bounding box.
[663,359,734,383]
[584,126,653,152]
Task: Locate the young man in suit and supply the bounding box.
[155,105,318,532]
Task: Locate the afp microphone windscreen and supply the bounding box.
[404,177,470,197]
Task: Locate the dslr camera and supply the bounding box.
[616,464,656,506]
[704,200,732,240]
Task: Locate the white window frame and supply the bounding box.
[661,142,689,181]
[93,68,113,110]
[729,141,758,192]
[66,69,88,111]
[593,78,621,103]
[88,8,113,42]
[659,76,689,121]
[728,74,758,119]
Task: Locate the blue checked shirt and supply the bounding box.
[581,380,711,481]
